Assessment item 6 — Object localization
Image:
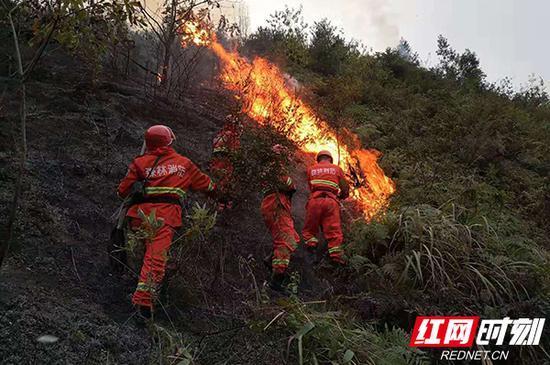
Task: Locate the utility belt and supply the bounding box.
[310,188,339,200]
[128,194,182,206]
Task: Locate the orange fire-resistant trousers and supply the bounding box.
[261,193,300,274]
[302,194,345,262]
[130,218,175,308]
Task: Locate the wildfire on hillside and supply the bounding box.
[179,21,395,219]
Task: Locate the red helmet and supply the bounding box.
[145,125,175,149]
[316,150,333,163]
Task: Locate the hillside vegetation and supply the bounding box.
[241,8,550,363]
[1,2,549,364]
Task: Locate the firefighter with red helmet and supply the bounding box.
[260,144,300,291]
[117,125,215,318]
[302,150,350,265]
[210,117,241,209]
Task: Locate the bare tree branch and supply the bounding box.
[129,55,162,78]
[140,3,166,40]
[1,3,27,268]
[23,17,59,80]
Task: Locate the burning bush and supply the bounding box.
[179,18,395,220]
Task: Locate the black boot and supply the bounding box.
[263,253,273,272]
[330,255,348,268]
[304,245,317,265]
[135,305,153,326]
[306,245,317,254]
[269,272,287,292]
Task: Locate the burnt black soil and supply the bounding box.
[0,58,342,364]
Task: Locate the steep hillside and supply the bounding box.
[2,4,550,365]
[0,55,298,364]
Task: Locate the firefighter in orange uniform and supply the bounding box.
[118,125,215,317]
[210,118,241,209]
[260,145,300,291]
[302,150,349,265]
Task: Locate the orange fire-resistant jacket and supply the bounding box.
[212,126,240,156]
[118,146,215,228]
[306,161,349,200]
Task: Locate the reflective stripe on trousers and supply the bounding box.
[261,194,299,274]
[130,218,175,308]
[302,196,344,259]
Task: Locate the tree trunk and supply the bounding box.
[159,0,178,88]
[159,31,176,88]
[1,7,27,269]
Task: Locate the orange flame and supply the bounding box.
[180,20,214,47]
[180,22,395,219]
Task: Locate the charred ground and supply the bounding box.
[0,56,268,364]
[0,51,354,364]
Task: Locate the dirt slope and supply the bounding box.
[1,56,315,364]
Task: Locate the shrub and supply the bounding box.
[271,298,429,364]
[348,204,549,313]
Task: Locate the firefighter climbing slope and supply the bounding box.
[210,115,241,209]
[302,150,350,265]
[117,125,216,318]
[260,144,300,291]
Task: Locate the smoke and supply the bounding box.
[366,0,400,47]
[337,0,400,49]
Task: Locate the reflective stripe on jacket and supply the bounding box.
[118,146,215,227]
[307,161,349,199]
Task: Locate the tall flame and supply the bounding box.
[180,21,395,219]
